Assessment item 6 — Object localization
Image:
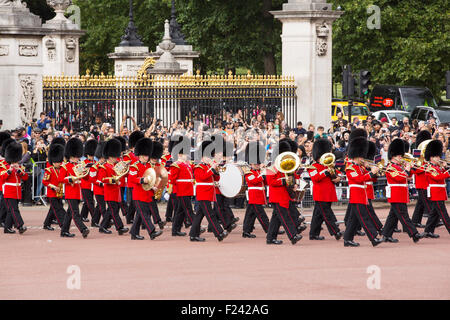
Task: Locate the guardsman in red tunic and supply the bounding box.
[0,134,13,227]
[242,141,270,238]
[307,139,343,241]
[411,131,433,227]
[189,140,227,242]
[148,141,166,230]
[98,139,129,235]
[80,139,97,222]
[265,140,303,245]
[343,137,383,247]
[170,135,196,237]
[42,144,66,230]
[115,136,129,219]
[361,142,383,233]
[90,142,106,227]
[166,154,178,223]
[124,131,144,224]
[59,138,89,238]
[1,142,28,234]
[423,140,450,238]
[128,138,163,240]
[381,139,422,243]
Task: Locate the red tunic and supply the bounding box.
[412,165,429,190]
[362,166,376,200]
[426,164,450,201]
[245,169,266,205]
[194,163,219,202]
[307,163,338,202]
[123,151,138,188]
[42,166,62,198]
[386,163,411,203]
[0,164,28,199]
[128,161,153,203]
[265,167,290,209]
[170,161,194,197]
[90,161,104,196]
[59,162,82,200]
[80,159,94,190]
[100,162,122,202]
[346,162,373,205]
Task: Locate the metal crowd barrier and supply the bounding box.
[30,161,47,206]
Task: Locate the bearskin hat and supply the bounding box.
[280,138,298,153]
[51,136,66,147]
[48,144,65,164]
[349,128,368,142]
[366,141,377,161]
[424,140,443,161]
[114,136,126,153]
[278,140,292,154]
[348,137,369,159]
[416,130,432,147]
[103,138,122,158]
[199,140,215,158]
[312,138,332,162]
[151,141,163,159]
[1,138,15,158]
[403,140,410,154]
[84,139,98,157]
[64,138,83,159]
[388,139,406,160]
[94,142,105,160]
[0,131,11,151]
[134,138,153,157]
[129,130,144,149]
[245,141,264,164]
[169,135,190,155]
[5,142,23,164]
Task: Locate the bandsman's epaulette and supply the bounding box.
[130,163,139,170]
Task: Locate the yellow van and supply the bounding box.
[331,101,370,122]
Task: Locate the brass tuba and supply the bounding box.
[274,151,300,198]
[319,152,336,179]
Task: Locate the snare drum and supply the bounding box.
[218,163,251,198]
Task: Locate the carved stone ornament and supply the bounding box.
[65,38,76,62]
[0,0,12,7]
[316,22,330,56]
[18,74,37,126]
[19,45,38,57]
[45,39,56,61]
[0,45,9,56]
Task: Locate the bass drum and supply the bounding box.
[218,163,251,198]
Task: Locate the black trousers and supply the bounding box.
[0,192,7,224]
[81,189,96,220]
[424,200,450,234]
[4,198,24,229]
[267,203,298,241]
[213,194,233,229]
[172,195,195,234]
[131,200,156,236]
[243,203,269,233]
[44,198,66,227]
[101,201,124,230]
[310,201,340,237]
[382,203,418,238]
[289,201,301,228]
[92,194,107,225]
[344,203,379,243]
[149,200,162,224]
[190,200,223,238]
[166,193,178,221]
[344,200,381,233]
[62,199,87,234]
[126,188,136,223]
[412,189,433,224]
[119,187,128,217]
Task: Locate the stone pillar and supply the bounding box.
[271,0,342,129]
[42,0,85,76]
[0,0,47,130]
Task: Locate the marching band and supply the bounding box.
[0,129,449,247]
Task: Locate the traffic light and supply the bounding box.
[446,71,450,99]
[342,65,355,98]
[359,70,371,97]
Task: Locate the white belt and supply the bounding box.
[248,187,265,190]
[366,182,373,185]
[385,184,408,199]
[177,179,194,183]
[349,184,366,189]
[429,184,446,188]
[195,183,215,186]
[4,183,21,187]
